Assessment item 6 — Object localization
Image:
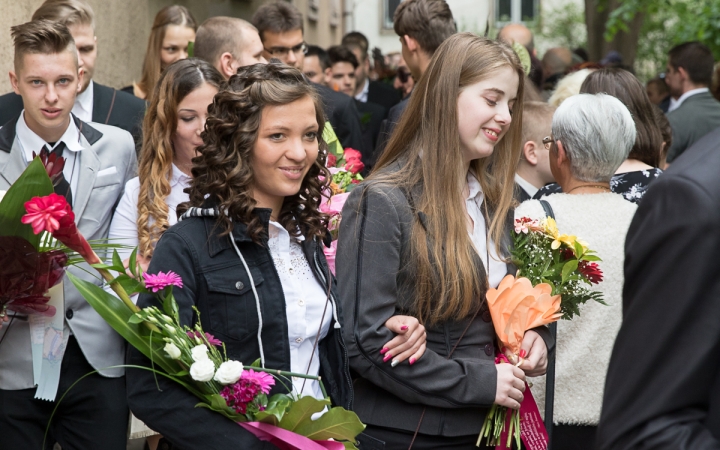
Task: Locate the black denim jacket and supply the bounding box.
[126,208,352,450]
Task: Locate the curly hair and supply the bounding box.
[137,58,225,258]
[180,62,331,243]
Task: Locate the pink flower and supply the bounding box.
[187,331,222,346]
[241,369,275,395]
[143,271,183,292]
[22,194,72,234]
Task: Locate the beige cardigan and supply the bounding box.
[515,192,637,426]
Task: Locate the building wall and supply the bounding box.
[0,0,343,94]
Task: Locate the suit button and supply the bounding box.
[235,281,244,290]
[65,309,73,320]
[484,343,493,356]
[482,310,492,322]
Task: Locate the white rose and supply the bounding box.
[189,359,215,382]
[190,344,209,362]
[213,360,244,385]
[164,342,182,360]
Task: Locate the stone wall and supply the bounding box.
[0,0,343,93]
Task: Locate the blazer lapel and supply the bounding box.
[0,139,29,186]
[72,135,100,218]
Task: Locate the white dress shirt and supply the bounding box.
[16,112,84,195]
[72,80,94,123]
[267,221,332,400]
[466,173,507,289]
[667,87,709,113]
[109,164,191,261]
[354,78,370,103]
[514,174,539,199]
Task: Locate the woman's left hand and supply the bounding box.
[506,330,548,377]
[382,315,426,367]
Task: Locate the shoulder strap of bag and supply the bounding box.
[539,199,556,447]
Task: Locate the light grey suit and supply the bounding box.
[0,115,137,390]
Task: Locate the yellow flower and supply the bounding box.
[552,233,578,250]
[542,217,559,238]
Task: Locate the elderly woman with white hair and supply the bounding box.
[515,93,638,450]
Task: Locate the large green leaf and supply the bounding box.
[278,395,329,431]
[0,158,53,248]
[293,406,365,443]
[66,272,178,376]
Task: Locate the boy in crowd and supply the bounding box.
[193,16,266,80]
[515,102,556,201]
[303,45,329,85]
[0,20,137,450]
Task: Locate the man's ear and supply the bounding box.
[522,140,538,166]
[218,52,236,79]
[677,66,690,83]
[9,71,20,95]
[77,67,84,93]
[556,140,568,165]
[324,67,333,85]
[403,35,419,53]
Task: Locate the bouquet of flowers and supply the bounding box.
[22,194,365,450]
[478,216,605,449]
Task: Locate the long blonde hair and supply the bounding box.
[138,5,197,97]
[137,58,224,258]
[373,33,525,325]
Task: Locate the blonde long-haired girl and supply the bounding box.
[336,33,554,448]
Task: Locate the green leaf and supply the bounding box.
[573,241,584,259]
[293,406,365,443]
[127,314,144,324]
[112,274,145,296]
[112,249,125,273]
[278,395,330,431]
[129,248,138,277]
[250,358,262,368]
[581,254,601,262]
[561,260,578,283]
[0,158,54,248]
[254,410,280,426]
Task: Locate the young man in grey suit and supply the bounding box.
[665,41,720,163]
[0,0,146,148]
[0,20,136,449]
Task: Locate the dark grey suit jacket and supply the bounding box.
[366,80,401,112]
[0,82,146,148]
[597,127,720,449]
[313,82,365,154]
[666,91,720,162]
[336,166,553,436]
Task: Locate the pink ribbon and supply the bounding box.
[239,422,346,450]
[496,382,549,450]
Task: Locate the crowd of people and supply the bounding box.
[1,0,720,449]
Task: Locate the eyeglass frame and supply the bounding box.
[263,42,308,58]
[542,136,556,151]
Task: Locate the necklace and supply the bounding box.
[567,184,611,194]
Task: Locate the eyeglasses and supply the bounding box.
[542,136,555,150]
[397,67,411,83]
[264,42,308,58]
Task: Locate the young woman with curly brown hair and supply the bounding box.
[125,62,425,449]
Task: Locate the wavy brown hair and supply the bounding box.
[138,5,197,98]
[180,62,331,243]
[137,58,224,258]
[373,33,525,325]
[581,68,663,167]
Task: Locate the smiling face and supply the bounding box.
[172,82,219,169]
[250,95,320,216]
[10,49,82,143]
[160,25,196,69]
[457,66,519,164]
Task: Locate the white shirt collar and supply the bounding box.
[269,220,305,242]
[354,78,370,103]
[170,163,192,188]
[16,112,84,161]
[466,171,483,202]
[514,174,539,198]
[72,80,94,122]
[668,87,709,112]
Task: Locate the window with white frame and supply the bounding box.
[496,0,537,23]
[383,0,402,30]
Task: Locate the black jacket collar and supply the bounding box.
[0,113,103,153]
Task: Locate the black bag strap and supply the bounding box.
[539,200,556,448]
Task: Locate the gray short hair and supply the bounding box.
[553,93,635,182]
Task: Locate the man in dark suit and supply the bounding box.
[0,0,146,148]
[665,42,720,163]
[251,2,365,153]
[376,0,456,153]
[596,126,720,449]
[342,31,401,112]
[325,45,385,168]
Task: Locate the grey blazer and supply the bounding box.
[666,91,720,163]
[0,115,137,390]
[336,173,553,437]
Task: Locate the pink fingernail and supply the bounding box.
[409,358,416,365]
[380,347,389,355]
[401,325,408,331]
[383,353,393,362]
[519,349,527,358]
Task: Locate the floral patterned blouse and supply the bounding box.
[533,168,663,204]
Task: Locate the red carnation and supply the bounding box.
[579,261,603,284]
[326,153,337,168]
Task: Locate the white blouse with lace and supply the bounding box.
[267,221,332,400]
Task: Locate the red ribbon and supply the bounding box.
[496,382,549,450]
